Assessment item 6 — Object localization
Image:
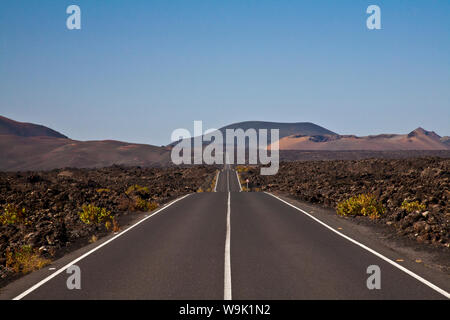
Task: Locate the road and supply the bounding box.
[2,166,449,299]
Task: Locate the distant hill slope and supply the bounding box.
[0,115,68,138]
[0,135,171,171]
[273,128,450,151]
[0,115,170,171]
[441,136,450,147]
[218,121,336,138]
[169,121,336,146]
[1,115,448,171]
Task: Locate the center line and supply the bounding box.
[226,168,230,192]
[224,191,232,300]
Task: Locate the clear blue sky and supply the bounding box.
[1,0,449,145]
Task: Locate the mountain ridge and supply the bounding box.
[0,115,448,171]
[0,115,67,138]
[218,121,336,137]
[169,121,336,146]
[273,127,449,151]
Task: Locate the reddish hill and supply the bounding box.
[0,115,171,171]
[440,136,450,147]
[0,135,171,171]
[272,128,449,151]
[0,115,67,138]
[1,115,448,171]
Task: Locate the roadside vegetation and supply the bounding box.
[5,245,51,274]
[134,198,159,212]
[126,184,150,197]
[78,204,119,232]
[125,184,159,212]
[209,170,220,192]
[401,200,426,213]
[235,165,249,173]
[197,169,220,192]
[236,166,261,192]
[236,166,250,191]
[0,204,28,226]
[336,194,385,219]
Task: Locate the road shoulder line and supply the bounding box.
[214,170,220,192]
[235,170,242,192]
[265,192,450,299]
[12,193,192,300]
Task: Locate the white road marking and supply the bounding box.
[226,169,230,192]
[214,170,220,192]
[235,171,242,192]
[13,194,192,300]
[265,192,450,299]
[224,191,232,300]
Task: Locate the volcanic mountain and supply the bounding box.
[0,115,170,171]
[169,121,336,146]
[0,116,448,171]
[441,136,450,147]
[0,115,68,138]
[273,128,450,151]
[218,121,336,138]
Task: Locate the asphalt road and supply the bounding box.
[2,167,449,300]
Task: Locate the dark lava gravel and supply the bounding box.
[0,165,216,285]
[240,158,449,248]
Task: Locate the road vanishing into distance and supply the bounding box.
[1,166,449,300]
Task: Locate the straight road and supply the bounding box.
[2,167,448,299]
[215,164,241,193]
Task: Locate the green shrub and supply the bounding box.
[125,185,158,212]
[78,204,114,230]
[134,198,159,212]
[0,204,27,225]
[6,245,51,274]
[126,184,150,196]
[336,194,385,219]
[401,200,426,213]
[236,165,250,173]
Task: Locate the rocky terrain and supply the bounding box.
[0,165,216,286]
[279,150,450,161]
[239,158,449,249]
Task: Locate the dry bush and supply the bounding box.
[78,204,114,230]
[401,200,426,213]
[6,246,51,274]
[337,194,385,219]
[0,204,27,225]
[134,198,159,212]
